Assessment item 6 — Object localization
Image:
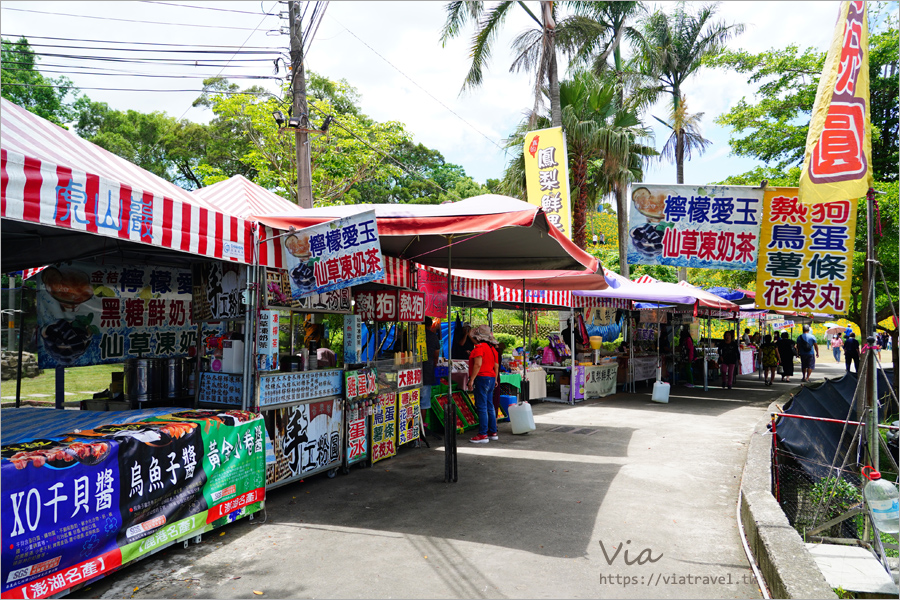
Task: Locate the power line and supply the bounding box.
[2,58,272,74]
[8,41,280,55]
[139,1,279,16]
[4,49,277,65]
[3,67,281,81]
[1,34,281,50]
[1,7,277,31]
[327,14,504,152]
[1,82,276,95]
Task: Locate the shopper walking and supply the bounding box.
[844,332,861,374]
[831,334,843,362]
[760,334,781,386]
[796,325,819,383]
[718,331,740,389]
[776,332,795,383]
[466,325,499,443]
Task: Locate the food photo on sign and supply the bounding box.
[282,210,385,301]
[627,184,764,271]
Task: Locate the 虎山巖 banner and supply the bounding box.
[1,408,265,599]
[627,184,763,271]
[798,1,873,205]
[755,187,857,314]
[524,127,572,239]
[282,209,384,300]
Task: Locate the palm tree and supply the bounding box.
[653,96,712,184]
[500,71,654,249]
[638,3,743,279]
[638,3,744,183]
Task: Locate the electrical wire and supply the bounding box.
[9,42,279,54]
[1,7,275,31]
[0,82,275,95]
[303,1,329,58]
[2,59,271,74]
[2,67,281,80]
[0,34,281,50]
[3,49,276,64]
[327,14,504,152]
[139,1,279,16]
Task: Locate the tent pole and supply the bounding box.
[703,315,709,392]
[445,235,457,483]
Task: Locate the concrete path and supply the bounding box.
[85,366,849,599]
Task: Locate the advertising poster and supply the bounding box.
[343,315,362,364]
[262,400,343,487]
[35,262,222,369]
[282,210,384,301]
[265,269,352,313]
[371,392,397,464]
[755,188,857,314]
[344,367,376,466]
[258,371,343,408]
[354,290,425,322]
[582,364,618,399]
[627,184,764,270]
[1,409,265,600]
[523,126,572,238]
[192,262,244,321]
[397,389,421,446]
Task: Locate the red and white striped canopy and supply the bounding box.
[633,274,659,284]
[191,174,301,219]
[1,98,255,268]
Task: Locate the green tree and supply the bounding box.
[1,37,79,126]
[652,96,712,180]
[708,17,898,181]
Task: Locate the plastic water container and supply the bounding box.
[863,467,899,534]
[651,381,670,403]
[508,401,536,434]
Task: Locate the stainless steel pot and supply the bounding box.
[124,358,159,404]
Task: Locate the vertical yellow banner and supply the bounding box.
[524,127,571,239]
[799,1,873,205]
[756,187,857,314]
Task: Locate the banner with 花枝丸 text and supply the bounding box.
[36,261,224,369]
[371,392,397,464]
[0,408,265,600]
[524,127,572,239]
[755,187,857,314]
[799,1,873,205]
[282,210,384,300]
[627,184,763,270]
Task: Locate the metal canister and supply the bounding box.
[161,357,185,399]
[124,358,159,406]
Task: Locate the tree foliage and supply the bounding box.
[708,18,899,181]
[1,37,79,126]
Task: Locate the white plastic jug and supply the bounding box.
[651,381,670,403]
[508,401,536,434]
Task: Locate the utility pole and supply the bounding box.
[289,1,313,209]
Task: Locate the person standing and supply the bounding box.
[760,334,781,386]
[831,334,843,362]
[466,325,499,444]
[844,332,861,373]
[679,326,695,385]
[777,332,795,383]
[421,317,441,438]
[796,325,819,383]
[742,329,752,345]
[718,331,740,389]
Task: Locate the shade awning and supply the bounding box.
[191,174,302,218]
[254,195,600,272]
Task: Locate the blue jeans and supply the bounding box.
[473,376,497,436]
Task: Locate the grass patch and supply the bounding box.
[1,364,121,402]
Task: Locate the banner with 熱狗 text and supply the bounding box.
[36,261,224,369]
[282,210,384,301]
[798,1,872,205]
[524,127,571,239]
[627,184,763,270]
[755,187,857,314]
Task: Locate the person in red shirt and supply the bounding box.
[466,325,500,443]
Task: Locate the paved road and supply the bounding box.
[85,365,852,599]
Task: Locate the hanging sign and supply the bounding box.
[282,210,384,300]
[524,126,572,238]
[265,269,351,313]
[627,184,764,271]
[354,290,425,322]
[799,1,872,205]
[397,389,421,446]
[35,261,221,369]
[755,187,857,314]
[371,392,397,464]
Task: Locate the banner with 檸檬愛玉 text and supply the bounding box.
[0,408,265,600]
[524,127,571,239]
[627,184,763,271]
[36,261,224,369]
[755,187,857,314]
[282,210,384,301]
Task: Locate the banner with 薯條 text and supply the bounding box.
[799,1,873,205]
[755,187,857,314]
[524,127,571,239]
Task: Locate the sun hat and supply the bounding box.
[471,325,498,344]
